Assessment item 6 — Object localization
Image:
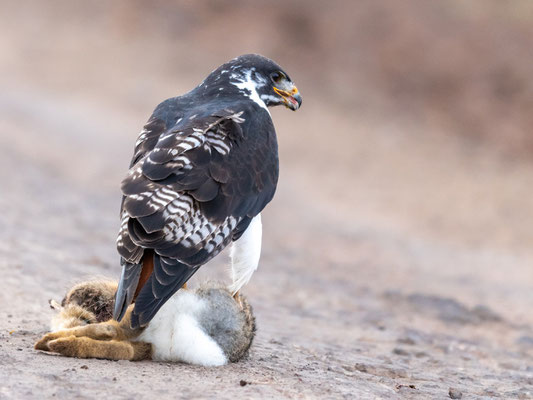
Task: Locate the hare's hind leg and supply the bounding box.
[36,306,142,351]
[47,336,151,361]
[35,323,120,351]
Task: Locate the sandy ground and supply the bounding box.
[1,85,533,399]
[1,2,533,399]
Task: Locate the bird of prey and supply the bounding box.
[114,54,302,328]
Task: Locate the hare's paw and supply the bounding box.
[47,336,83,357]
[36,324,118,352]
[35,331,71,351]
[49,336,137,360]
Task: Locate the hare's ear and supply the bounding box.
[49,299,62,311]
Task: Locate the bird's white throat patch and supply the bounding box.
[230,69,270,114]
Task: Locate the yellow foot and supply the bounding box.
[233,291,243,309]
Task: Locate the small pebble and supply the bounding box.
[392,347,409,356]
[80,365,89,370]
[354,363,368,373]
[397,337,416,345]
[239,380,249,387]
[449,387,463,399]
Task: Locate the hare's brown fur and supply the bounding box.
[61,280,117,322]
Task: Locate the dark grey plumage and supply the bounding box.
[114,54,302,328]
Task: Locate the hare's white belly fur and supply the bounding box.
[137,291,227,366]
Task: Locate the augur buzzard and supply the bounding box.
[114,54,302,328]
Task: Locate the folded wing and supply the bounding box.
[114,106,278,327]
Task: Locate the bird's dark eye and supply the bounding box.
[270,71,285,84]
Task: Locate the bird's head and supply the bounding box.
[263,69,302,111]
[209,54,302,111]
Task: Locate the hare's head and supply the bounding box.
[49,300,97,331]
[49,280,118,331]
[61,280,117,323]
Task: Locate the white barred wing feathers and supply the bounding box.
[118,110,249,265]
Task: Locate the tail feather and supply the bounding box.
[130,254,199,328]
[113,259,142,322]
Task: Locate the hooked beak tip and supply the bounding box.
[290,92,302,111]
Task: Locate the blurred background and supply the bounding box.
[1,1,532,397]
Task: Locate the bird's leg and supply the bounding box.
[228,214,262,303]
[233,291,243,309]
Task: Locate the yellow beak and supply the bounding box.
[273,85,302,111]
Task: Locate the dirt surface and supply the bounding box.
[1,2,533,399]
